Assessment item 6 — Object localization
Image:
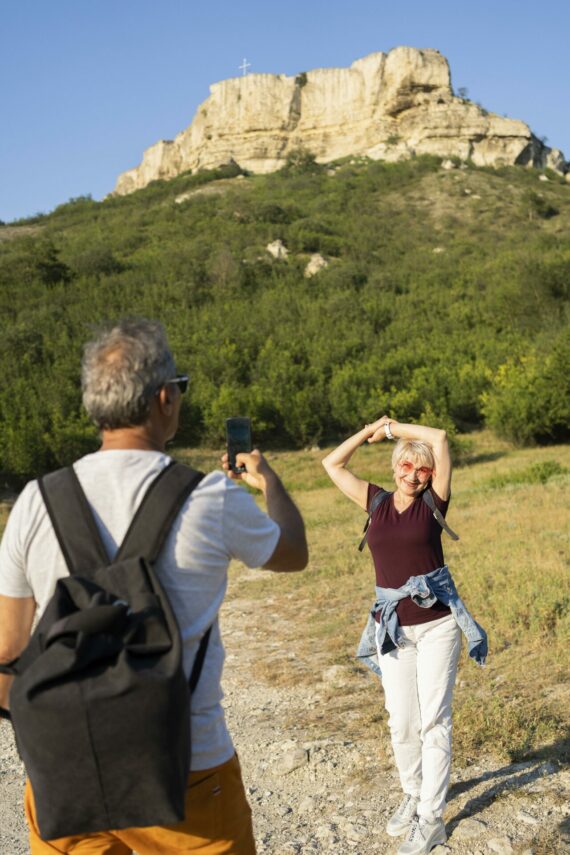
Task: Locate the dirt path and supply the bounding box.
[1,569,568,855]
[220,574,569,855]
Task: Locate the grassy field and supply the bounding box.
[184,432,570,766]
[1,432,568,767]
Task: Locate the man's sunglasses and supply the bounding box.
[160,374,189,395]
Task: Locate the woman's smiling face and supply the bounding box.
[394,457,433,496]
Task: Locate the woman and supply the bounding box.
[322,416,484,855]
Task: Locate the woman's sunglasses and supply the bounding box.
[397,460,433,480]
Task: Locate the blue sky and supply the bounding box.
[2,0,569,222]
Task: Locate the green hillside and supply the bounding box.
[0,154,569,479]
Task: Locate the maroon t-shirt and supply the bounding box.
[367,483,451,626]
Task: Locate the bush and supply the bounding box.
[253,203,294,224]
[481,330,570,444]
[329,359,385,429]
[288,218,338,253]
[280,148,322,175]
[522,190,559,220]
[70,245,124,277]
[34,240,73,286]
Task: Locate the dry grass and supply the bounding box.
[383,167,570,235]
[0,503,12,532]
[0,224,43,243]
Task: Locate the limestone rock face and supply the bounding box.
[113,46,567,195]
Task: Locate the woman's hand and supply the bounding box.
[365,415,397,444]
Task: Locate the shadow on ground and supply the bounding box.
[447,733,569,836]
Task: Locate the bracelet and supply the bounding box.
[384,422,395,440]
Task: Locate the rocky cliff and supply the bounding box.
[113,46,567,195]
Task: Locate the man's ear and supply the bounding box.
[155,386,174,414]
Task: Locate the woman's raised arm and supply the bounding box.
[322,416,392,510]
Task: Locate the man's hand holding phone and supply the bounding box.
[221,416,308,571]
[224,416,269,489]
[221,448,275,494]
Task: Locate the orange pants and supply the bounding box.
[25,754,256,855]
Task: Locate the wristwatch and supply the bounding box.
[384,422,395,440]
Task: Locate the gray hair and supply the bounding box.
[82,319,176,429]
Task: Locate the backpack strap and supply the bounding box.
[422,489,460,541]
[39,467,110,575]
[358,489,392,551]
[117,462,210,695]
[116,461,204,562]
[189,626,212,692]
[357,486,460,550]
[39,461,204,575]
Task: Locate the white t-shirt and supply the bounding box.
[0,450,280,770]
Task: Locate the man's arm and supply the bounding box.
[0,595,35,710]
[222,450,308,572]
[260,469,308,571]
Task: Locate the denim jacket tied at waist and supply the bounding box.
[356,564,488,678]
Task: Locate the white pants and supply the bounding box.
[378,614,461,822]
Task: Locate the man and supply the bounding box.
[0,318,308,855]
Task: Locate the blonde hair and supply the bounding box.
[391,439,435,472]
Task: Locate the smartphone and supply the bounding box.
[225,417,252,473]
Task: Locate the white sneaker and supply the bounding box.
[386,794,419,837]
[397,816,447,854]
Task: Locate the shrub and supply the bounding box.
[70,245,124,277]
[288,218,337,253]
[481,331,570,444]
[329,359,385,430]
[34,241,74,286]
[280,148,322,175]
[522,190,559,220]
[253,204,292,224]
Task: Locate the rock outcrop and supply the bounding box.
[304,254,329,278]
[266,240,289,260]
[113,46,567,195]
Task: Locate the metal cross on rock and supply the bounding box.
[239,58,251,76]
